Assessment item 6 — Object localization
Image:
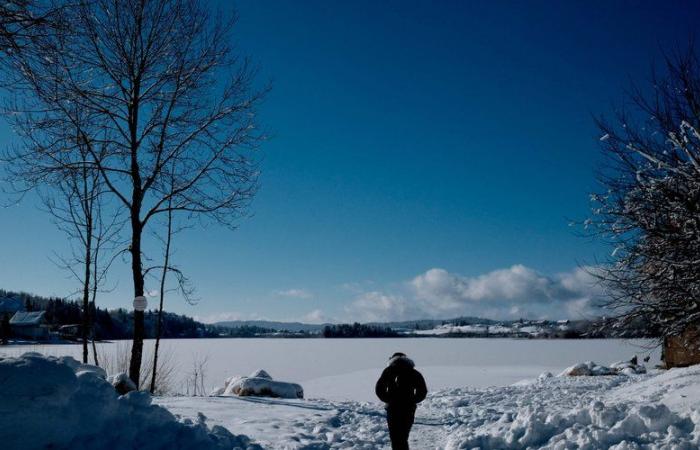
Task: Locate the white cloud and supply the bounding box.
[273,288,313,299]
[302,309,330,324]
[345,291,417,323]
[346,265,605,322]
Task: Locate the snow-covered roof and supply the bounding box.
[0,297,22,314]
[10,311,46,326]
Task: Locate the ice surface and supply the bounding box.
[1,338,661,401]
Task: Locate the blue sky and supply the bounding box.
[0,1,698,323]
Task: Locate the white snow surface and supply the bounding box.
[0,352,261,449]
[2,348,700,449]
[157,365,700,449]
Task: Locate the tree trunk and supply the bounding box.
[128,215,145,388]
[81,216,92,364]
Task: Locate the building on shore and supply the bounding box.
[10,311,49,340]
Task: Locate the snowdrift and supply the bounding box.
[0,352,261,449]
[443,366,700,449]
[211,369,304,399]
[445,400,700,449]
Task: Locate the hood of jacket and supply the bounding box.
[387,354,415,369]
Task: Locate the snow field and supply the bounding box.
[159,366,700,449]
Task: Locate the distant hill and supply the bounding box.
[215,317,499,333]
[214,320,328,333]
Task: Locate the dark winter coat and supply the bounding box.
[375,355,427,409]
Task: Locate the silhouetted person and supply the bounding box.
[375,352,427,450]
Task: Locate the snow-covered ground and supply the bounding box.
[2,338,660,401]
[2,346,699,449]
[157,365,700,449]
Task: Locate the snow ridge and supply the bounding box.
[0,353,261,450]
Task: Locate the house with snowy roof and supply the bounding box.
[10,311,49,340]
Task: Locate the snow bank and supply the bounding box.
[606,364,700,415]
[212,369,304,399]
[445,400,700,449]
[0,352,261,449]
[560,360,646,377]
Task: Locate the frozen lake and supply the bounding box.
[0,338,660,401]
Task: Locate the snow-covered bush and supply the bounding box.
[211,369,304,399]
[0,353,261,449]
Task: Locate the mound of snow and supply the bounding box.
[212,369,304,399]
[606,364,700,414]
[560,360,646,377]
[107,372,137,395]
[445,400,700,449]
[0,353,261,449]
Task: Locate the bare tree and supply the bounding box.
[5,98,124,363]
[589,46,700,341]
[43,166,123,364]
[4,0,265,386]
[0,0,57,54]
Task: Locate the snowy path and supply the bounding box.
[157,395,446,449]
[157,367,700,449]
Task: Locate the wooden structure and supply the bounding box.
[663,325,700,368]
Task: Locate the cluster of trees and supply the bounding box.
[1,289,275,340]
[0,0,265,390]
[322,323,398,338]
[589,48,700,343]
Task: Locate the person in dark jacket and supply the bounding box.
[375,352,427,450]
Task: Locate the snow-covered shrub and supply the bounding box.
[0,353,261,449]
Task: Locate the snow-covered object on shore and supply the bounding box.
[610,359,647,375]
[212,369,304,399]
[107,371,137,395]
[560,360,646,377]
[227,377,304,399]
[0,353,261,449]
